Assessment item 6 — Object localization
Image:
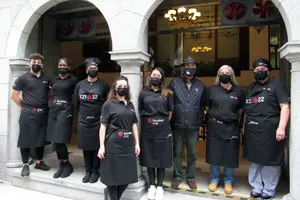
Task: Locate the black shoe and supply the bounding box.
[261,193,273,199]
[82,172,91,183]
[53,163,64,178]
[21,165,30,177]
[34,161,50,171]
[89,172,100,183]
[60,162,73,178]
[250,191,261,198]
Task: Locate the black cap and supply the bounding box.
[253,58,272,71]
[84,57,101,68]
[182,56,198,66]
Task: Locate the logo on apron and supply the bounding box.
[118,131,132,138]
[248,121,259,125]
[245,96,265,104]
[230,96,238,100]
[53,99,67,105]
[147,118,164,125]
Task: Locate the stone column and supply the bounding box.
[7,58,30,168]
[279,42,300,200]
[110,50,150,200]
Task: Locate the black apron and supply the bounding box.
[46,98,73,143]
[244,83,283,166]
[18,107,48,148]
[140,116,172,168]
[77,109,101,150]
[100,128,137,186]
[206,116,240,168]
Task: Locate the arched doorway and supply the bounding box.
[145,0,290,199]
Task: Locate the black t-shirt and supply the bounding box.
[206,84,245,122]
[244,78,289,117]
[50,74,77,101]
[75,78,110,116]
[138,88,173,117]
[13,72,51,108]
[100,100,138,134]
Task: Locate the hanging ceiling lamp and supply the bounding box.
[164,6,201,22]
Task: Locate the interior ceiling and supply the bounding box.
[45,0,221,19]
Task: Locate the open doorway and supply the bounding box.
[146,0,289,198]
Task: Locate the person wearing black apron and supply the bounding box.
[11,53,51,177]
[46,58,77,179]
[75,58,110,183]
[98,75,140,200]
[205,65,244,194]
[139,67,173,200]
[244,58,290,199]
[168,56,205,190]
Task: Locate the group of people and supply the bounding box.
[11,53,290,200]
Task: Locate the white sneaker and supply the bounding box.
[155,186,164,200]
[147,185,156,200]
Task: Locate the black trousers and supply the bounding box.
[147,168,165,186]
[20,146,44,164]
[55,143,69,160]
[107,185,128,200]
[83,150,100,173]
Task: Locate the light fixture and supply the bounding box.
[191,46,212,53]
[164,6,201,22]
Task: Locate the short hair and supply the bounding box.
[84,57,101,68]
[215,65,238,85]
[29,53,44,62]
[58,57,71,66]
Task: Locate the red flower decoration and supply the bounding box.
[87,94,92,100]
[118,132,124,137]
[225,1,246,20]
[252,0,273,18]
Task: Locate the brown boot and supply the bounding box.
[187,180,197,190]
[208,182,218,192]
[224,183,233,194]
[171,179,181,189]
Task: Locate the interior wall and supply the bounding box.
[60,41,84,70]
[42,15,60,76]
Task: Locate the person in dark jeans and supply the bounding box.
[168,56,205,189]
[11,53,51,177]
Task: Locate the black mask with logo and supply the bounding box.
[150,77,162,86]
[31,64,42,73]
[58,68,70,75]
[254,70,268,81]
[117,88,129,97]
[184,68,196,77]
[219,74,232,84]
[87,70,98,78]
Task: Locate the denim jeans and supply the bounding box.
[210,165,234,184]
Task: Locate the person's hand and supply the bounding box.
[98,146,105,159]
[276,127,286,141]
[135,144,140,157]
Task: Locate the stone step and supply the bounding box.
[7,153,146,200]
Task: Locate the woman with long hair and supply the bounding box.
[206,65,244,194]
[139,67,173,200]
[46,58,77,178]
[98,75,140,200]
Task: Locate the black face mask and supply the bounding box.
[254,70,268,81]
[87,70,98,78]
[219,74,232,84]
[150,77,162,86]
[117,88,129,97]
[184,68,196,77]
[31,64,42,73]
[58,68,70,75]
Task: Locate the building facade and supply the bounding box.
[0,0,299,200]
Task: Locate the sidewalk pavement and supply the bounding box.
[0,181,208,200]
